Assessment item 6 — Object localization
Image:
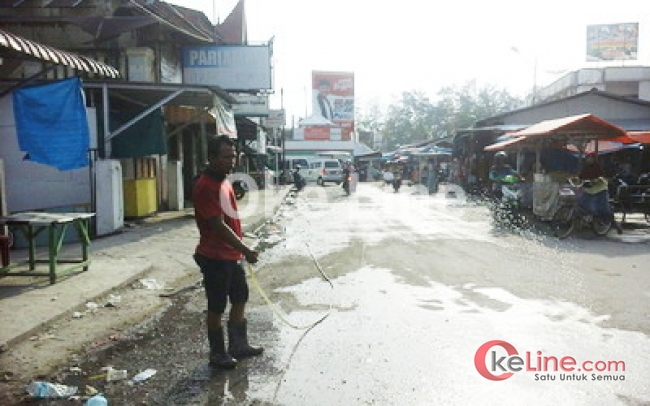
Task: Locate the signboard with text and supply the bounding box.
[231,94,269,117]
[263,109,285,128]
[586,23,638,61]
[182,45,272,91]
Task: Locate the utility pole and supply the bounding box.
[511,46,538,105]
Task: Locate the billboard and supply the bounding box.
[586,23,638,61]
[312,71,354,140]
[182,45,272,91]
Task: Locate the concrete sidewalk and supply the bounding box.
[0,186,292,349]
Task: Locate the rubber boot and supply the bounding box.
[227,319,263,359]
[208,327,237,369]
[609,213,623,235]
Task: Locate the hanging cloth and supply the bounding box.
[13,77,90,171]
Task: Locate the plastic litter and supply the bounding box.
[26,381,77,398]
[85,393,108,406]
[105,367,128,382]
[137,278,165,290]
[129,368,157,384]
[105,294,122,307]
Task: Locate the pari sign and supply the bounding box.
[182,45,272,91]
[474,340,626,382]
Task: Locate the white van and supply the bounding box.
[306,159,343,185]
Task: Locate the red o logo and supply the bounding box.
[474,340,519,381]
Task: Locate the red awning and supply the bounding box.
[628,131,650,144]
[0,28,120,78]
[483,114,635,151]
[507,114,632,142]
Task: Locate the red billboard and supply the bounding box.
[312,71,354,140]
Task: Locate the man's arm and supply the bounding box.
[208,215,258,263]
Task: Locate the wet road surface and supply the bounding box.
[47,183,650,405]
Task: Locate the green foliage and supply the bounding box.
[356,81,522,152]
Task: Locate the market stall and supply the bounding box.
[484,113,635,219]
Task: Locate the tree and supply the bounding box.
[434,81,521,135]
[356,101,385,150]
[375,81,522,151]
[381,91,437,151]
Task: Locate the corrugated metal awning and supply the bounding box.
[0,28,120,78]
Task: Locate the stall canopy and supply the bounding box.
[412,145,453,157]
[628,131,650,144]
[484,113,635,152]
[0,28,120,78]
[564,141,641,155]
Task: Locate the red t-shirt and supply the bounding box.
[192,174,243,260]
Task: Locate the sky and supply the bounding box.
[166,0,650,126]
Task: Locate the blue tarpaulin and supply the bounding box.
[13,77,89,171]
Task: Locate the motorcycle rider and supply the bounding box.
[392,165,402,192]
[341,162,351,195]
[292,165,306,191]
[489,151,520,199]
[577,153,623,234]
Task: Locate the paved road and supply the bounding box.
[26,182,650,405]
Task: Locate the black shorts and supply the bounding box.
[193,253,249,314]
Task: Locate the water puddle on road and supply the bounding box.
[245,266,650,405]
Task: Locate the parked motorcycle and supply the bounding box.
[610,172,650,223]
[232,180,248,200]
[552,177,612,239]
[491,174,526,228]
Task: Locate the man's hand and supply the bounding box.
[243,248,259,264]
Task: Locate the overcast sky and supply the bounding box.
[167,0,650,125]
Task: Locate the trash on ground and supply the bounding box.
[89,335,120,350]
[26,381,77,398]
[84,385,99,396]
[85,302,100,312]
[136,278,166,290]
[103,366,128,382]
[72,311,84,319]
[85,393,108,406]
[105,294,122,307]
[29,332,56,341]
[129,368,157,385]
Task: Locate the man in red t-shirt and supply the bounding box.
[193,135,262,369]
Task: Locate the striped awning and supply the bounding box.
[0,28,120,78]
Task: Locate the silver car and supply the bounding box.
[307,159,342,185]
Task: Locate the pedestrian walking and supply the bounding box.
[192,134,263,369]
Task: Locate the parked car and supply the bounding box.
[306,159,343,185]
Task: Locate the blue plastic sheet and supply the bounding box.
[13,77,89,171]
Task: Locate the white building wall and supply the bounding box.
[0,95,92,213]
[638,81,650,101]
[539,66,650,103]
